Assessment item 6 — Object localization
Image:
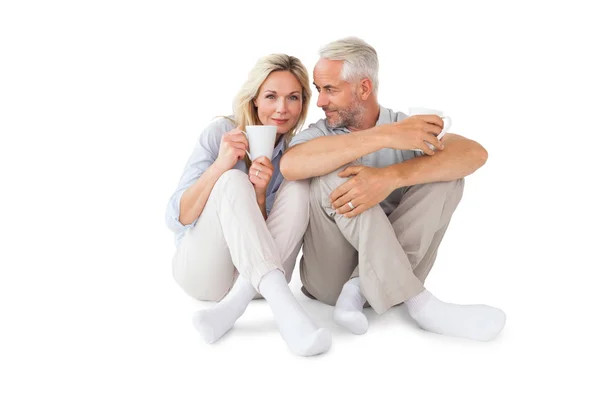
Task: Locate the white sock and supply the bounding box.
[405,290,506,341]
[258,270,332,356]
[333,277,368,334]
[192,276,256,344]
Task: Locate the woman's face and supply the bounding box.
[254,70,303,136]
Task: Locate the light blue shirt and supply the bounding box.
[289,105,420,216]
[165,117,286,247]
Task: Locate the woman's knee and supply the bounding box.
[216,169,249,188]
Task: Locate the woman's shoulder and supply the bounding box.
[204,115,236,134]
[198,115,237,143]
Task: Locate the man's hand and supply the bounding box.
[381,115,446,155]
[330,165,396,218]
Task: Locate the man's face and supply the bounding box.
[313,59,364,130]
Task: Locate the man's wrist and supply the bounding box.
[355,125,390,150]
[384,164,407,189]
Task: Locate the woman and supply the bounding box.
[165,54,331,356]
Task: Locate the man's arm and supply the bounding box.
[280,127,388,181]
[330,133,488,218]
[388,133,488,188]
[281,115,446,181]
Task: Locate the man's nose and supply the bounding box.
[317,92,327,108]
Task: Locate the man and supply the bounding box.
[280,37,506,341]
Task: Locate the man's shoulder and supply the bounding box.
[379,105,409,124]
[289,118,331,147]
[307,118,332,134]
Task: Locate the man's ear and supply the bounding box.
[359,78,373,99]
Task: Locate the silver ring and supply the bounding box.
[348,201,355,210]
[255,170,260,177]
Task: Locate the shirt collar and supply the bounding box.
[272,135,286,158]
[375,105,392,126]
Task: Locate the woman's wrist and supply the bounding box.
[256,193,267,204]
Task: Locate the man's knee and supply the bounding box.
[437,178,464,204]
[311,163,357,194]
[308,164,355,211]
[420,178,465,201]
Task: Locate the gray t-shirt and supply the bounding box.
[289,105,420,215]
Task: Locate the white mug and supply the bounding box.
[241,125,278,161]
[408,107,452,152]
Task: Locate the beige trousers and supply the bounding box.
[172,169,310,301]
[300,165,465,314]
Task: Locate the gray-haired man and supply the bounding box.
[281,37,505,341]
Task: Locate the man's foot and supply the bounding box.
[406,290,506,341]
[333,277,368,334]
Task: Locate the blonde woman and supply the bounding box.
[165,54,331,356]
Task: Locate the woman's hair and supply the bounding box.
[319,36,379,96]
[232,53,312,144]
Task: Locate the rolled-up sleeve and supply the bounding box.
[288,123,326,147]
[165,118,233,240]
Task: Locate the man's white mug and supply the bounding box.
[408,107,452,152]
[242,125,277,161]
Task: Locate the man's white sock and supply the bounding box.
[406,289,506,341]
[333,277,368,334]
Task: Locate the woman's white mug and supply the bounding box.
[241,125,277,161]
[408,107,452,152]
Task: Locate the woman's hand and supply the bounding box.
[214,127,249,172]
[248,156,274,200]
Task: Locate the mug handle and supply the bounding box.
[240,130,252,160]
[437,116,452,141]
[414,115,452,153]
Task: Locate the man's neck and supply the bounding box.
[347,100,379,132]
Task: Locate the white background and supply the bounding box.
[1,0,599,399]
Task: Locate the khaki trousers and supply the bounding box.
[300,165,464,314]
[172,169,310,301]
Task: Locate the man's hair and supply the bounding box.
[319,37,379,95]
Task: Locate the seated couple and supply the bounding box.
[165,37,506,357]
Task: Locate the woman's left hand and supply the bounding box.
[249,156,274,199]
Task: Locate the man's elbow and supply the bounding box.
[476,143,488,168]
[280,154,299,181]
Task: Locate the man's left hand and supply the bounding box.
[330,165,396,218]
